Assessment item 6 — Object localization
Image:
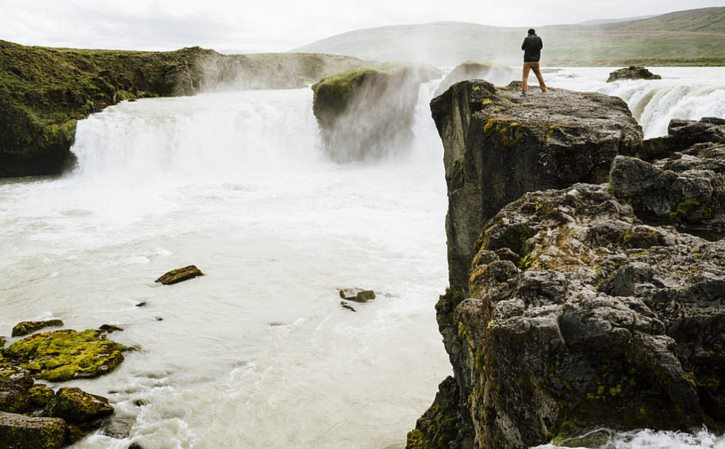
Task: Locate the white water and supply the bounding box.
[1,68,723,449]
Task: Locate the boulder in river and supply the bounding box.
[155,265,204,285]
[0,365,33,413]
[0,411,66,449]
[606,66,662,82]
[12,319,64,337]
[2,329,126,382]
[339,288,376,303]
[44,387,114,425]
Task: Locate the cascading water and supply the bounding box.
[1,68,724,449]
[1,83,451,449]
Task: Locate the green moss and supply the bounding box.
[483,119,497,135]
[28,384,54,408]
[3,329,127,382]
[669,199,701,221]
[500,122,524,147]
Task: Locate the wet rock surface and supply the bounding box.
[155,265,204,285]
[607,66,662,82]
[44,387,114,425]
[431,80,642,288]
[12,319,65,337]
[312,64,440,162]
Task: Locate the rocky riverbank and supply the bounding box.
[409,80,724,449]
[0,40,366,177]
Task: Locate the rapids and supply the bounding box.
[1,67,723,449]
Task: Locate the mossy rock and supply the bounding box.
[44,387,113,425]
[155,265,204,285]
[3,329,126,382]
[0,411,66,449]
[11,320,64,338]
[28,384,54,409]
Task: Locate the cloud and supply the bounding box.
[0,0,723,52]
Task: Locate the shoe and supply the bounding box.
[520,91,528,96]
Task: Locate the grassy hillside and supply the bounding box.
[296,7,725,66]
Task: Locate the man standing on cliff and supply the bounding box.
[521,28,547,95]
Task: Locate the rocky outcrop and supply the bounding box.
[312,65,440,162]
[44,387,114,424]
[2,329,126,382]
[434,62,514,96]
[413,78,725,448]
[636,117,725,162]
[0,39,368,178]
[12,320,64,337]
[339,288,376,302]
[431,80,641,289]
[607,66,662,82]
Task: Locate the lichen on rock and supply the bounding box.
[0,411,67,449]
[3,329,126,382]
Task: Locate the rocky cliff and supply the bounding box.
[410,80,725,449]
[0,40,366,177]
[431,80,642,289]
[312,64,440,162]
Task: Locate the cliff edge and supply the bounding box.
[410,80,725,449]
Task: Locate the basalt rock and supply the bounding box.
[12,319,65,337]
[431,80,641,289]
[606,66,662,83]
[611,141,725,239]
[0,411,66,449]
[423,183,724,449]
[434,62,514,96]
[312,64,440,162]
[339,288,376,303]
[636,117,725,161]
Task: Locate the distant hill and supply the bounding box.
[295,7,725,66]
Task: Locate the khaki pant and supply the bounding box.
[522,62,547,93]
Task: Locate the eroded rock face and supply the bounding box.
[431,80,642,288]
[611,144,724,239]
[607,66,662,83]
[425,184,724,449]
[312,65,440,162]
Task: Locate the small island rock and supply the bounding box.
[12,320,64,337]
[155,265,204,285]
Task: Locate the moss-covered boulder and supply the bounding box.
[434,61,514,96]
[607,66,662,82]
[3,329,126,382]
[312,64,440,162]
[44,387,113,425]
[406,376,464,449]
[155,265,204,285]
[12,320,64,337]
[0,365,33,413]
[0,411,66,449]
[28,384,54,409]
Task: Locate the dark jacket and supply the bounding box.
[522,35,543,62]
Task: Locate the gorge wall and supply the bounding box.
[410,81,725,449]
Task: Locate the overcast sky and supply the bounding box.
[1,0,723,53]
